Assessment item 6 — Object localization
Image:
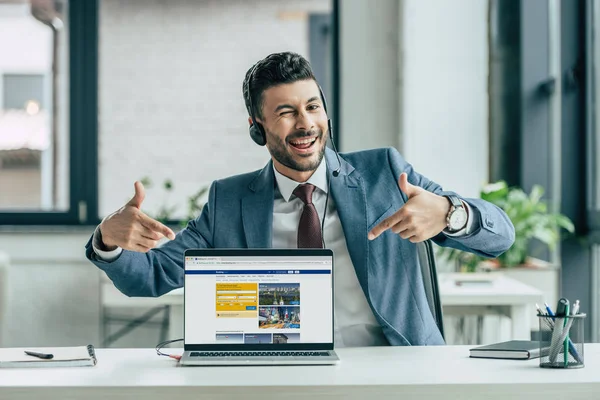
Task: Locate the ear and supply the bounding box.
[250,116,265,127]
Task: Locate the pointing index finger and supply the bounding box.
[140,214,176,240]
[368,211,403,240]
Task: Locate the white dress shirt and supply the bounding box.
[271,160,387,347]
[93,159,475,347]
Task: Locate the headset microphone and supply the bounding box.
[328,118,341,178]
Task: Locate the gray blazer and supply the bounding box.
[86,147,515,346]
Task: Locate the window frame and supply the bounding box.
[488,0,592,339]
[0,0,99,226]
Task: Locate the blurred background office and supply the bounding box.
[0,0,597,348]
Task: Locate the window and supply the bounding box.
[0,2,67,212]
[0,0,98,225]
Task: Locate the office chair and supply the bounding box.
[416,240,445,339]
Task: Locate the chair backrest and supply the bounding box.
[416,240,444,339]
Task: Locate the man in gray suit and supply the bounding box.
[86,52,515,346]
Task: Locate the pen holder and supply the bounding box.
[538,313,586,369]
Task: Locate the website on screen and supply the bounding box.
[184,256,333,345]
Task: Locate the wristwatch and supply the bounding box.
[444,195,468,232]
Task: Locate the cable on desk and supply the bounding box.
[156,338,183,361]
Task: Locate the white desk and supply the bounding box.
[1,345,599,399]
[439,273,544,340]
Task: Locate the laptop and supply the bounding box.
[179,249,340,366]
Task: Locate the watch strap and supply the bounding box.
[444,195,467,232]
[445,194,463,209]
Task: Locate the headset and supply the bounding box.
[246,62,341,177]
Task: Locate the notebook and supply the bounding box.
[469,340,545,360]
[0,345,97,368]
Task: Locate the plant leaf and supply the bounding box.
[529,185,544,204]
[481,181,508,204]
[531,227,558,247]
[553,214,575,233]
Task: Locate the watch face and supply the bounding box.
[449,208,468,230]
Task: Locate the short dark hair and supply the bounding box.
[242,52,316,120]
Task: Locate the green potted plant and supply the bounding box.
[438,181,575,272]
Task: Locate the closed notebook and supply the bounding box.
[0,345,97,368]
[469,340,546,360]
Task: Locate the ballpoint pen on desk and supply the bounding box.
[24,350,54,360]
[541,301,583,364]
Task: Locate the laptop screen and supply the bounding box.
[184,249,333,351]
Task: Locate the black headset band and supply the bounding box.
[247,63,329,124]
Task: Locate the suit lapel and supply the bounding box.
[326,149,369,293]
[242,162,275,248]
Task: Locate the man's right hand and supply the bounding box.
[99,181,176,253]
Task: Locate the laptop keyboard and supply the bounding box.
[190,351,330,357]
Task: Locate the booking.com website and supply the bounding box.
[184,256,333,345]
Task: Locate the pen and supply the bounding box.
[536,303,544,315]
[544,302,555,320]
[563,303,570,367]
[24,350,53,359]
[549,298,569,364]
[542,301,583,364]
[536,303,549,318]
[536,303,553,329]
[572,300,580,316]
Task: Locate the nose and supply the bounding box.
[295,110,315,132]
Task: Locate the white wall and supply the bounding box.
[340,1,488,200]
[339,0,401,152]
[400,0,489,198]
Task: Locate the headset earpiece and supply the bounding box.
[249,122,267,146]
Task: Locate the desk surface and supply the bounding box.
[1,345,599,400]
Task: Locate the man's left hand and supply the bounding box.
[368,173,450,243]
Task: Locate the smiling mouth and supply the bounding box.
[289,136,317,150]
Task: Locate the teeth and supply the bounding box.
[291,138,316,145]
